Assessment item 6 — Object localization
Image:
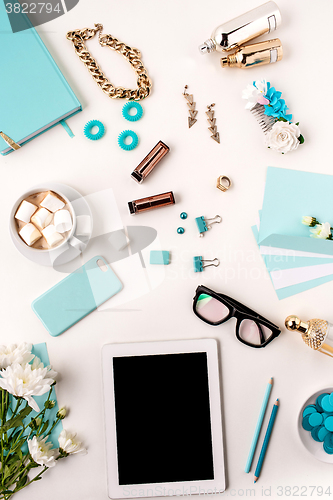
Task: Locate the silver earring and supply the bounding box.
[183,85,198,128]
[206,103,220,143]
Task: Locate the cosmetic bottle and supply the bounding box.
[220,39,282,68]
[285,316,333,358]
[199,1,281,55]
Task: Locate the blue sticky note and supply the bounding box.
[150,251,170,265]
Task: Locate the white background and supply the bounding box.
[1,0,333,498]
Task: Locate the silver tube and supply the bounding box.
[199,1,281,54]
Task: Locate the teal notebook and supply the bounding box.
[0,0,81,155]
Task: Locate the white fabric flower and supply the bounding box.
[310,222,332,239]
[0,343,33,370]
[266,121,301,153]
[0,360,57,412]
[58,430,87,456]
[28,436,58,468]
[242,80,268,109]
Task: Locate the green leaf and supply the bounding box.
[2,407,32,431]
[278,117,288,122]
[299,134,305,144]
[295,122,299,126]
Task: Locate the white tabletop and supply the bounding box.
[2,0,333,498]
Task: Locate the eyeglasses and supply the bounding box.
[193,285,281,348]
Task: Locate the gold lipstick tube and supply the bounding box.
[220,39,282,68]
[128,191,175,215]
[131,141,170,183]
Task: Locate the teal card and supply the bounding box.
[258,167,333,255]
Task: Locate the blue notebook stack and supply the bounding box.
[0,0,82,155]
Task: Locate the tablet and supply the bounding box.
[102,339,225,499]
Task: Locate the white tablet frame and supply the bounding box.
[102,339,225,499]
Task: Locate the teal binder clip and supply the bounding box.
[193,256,220,272]
[195,215,222,237]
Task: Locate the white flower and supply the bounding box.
[58,430,87,456]
[0,343,33,370]
[310,222,332,240]
[302,216,315,226]
[242,80,268,109]
[266,121,301,153]
[0,359,57,412]
[28,436,58,468]
[30,356,58,381]
[56,407,67,420]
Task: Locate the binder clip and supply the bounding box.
[195,215,222,237]
[193,256,220,273]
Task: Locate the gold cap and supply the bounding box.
[285,315,309,334]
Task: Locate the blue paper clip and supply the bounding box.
[195,215,222,237]
[193,256,220,273]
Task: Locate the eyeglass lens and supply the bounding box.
[196,293,274,346]
[195,293,229,323]
[238,319,274,346]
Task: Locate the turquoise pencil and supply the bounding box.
[245,377,273,473]
[254,399,279,483]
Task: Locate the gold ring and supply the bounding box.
[216,175,231,192]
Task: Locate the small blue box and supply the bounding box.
[150,251,170,265]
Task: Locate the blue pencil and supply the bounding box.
[245,377,273,473]
[254,399,279,483]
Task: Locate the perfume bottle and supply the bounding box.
[285,316,333,357]
[199,1,281,54]
[220,39,282,69]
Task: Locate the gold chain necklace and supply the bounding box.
[66,24,152,101]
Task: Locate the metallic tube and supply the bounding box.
[131,141,170,183]
[220,39,282,68]
[128,191,175,215]
[199,1,281,54]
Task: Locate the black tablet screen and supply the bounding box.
[112,352,214,485]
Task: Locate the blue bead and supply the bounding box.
[177,227,185,234]
[180,212,188,220]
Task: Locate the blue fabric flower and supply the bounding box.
[263,82,293,122]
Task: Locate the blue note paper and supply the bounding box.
[258,167,333,256]
[24,343,62,448]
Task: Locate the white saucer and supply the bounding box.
[297,387,333,463]
[10,182,93,267]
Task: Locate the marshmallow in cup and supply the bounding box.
[54,209,72,234]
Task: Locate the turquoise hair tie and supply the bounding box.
[84,120,105,140]
[122,102,143,122]
[118,130,139,151]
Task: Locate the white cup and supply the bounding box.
[10,187,77,254]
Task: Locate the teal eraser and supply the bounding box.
[150,250,170,265]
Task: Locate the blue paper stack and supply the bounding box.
[252,167,333,299]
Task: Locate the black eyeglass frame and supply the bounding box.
[193,285,281,348]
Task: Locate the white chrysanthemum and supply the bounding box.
[58,430,87,456]
[310,222,332,240]
[302,216,316,227]
[242,80,268,109]
[28,436,58,468]
[266,121,301,154]
[0,343,33,370]
[0,359,57,412]
[30,356,58,381]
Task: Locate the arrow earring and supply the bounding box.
[183,85,198,128]
[206,103,220,144]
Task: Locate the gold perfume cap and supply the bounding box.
[285,315,309,334]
